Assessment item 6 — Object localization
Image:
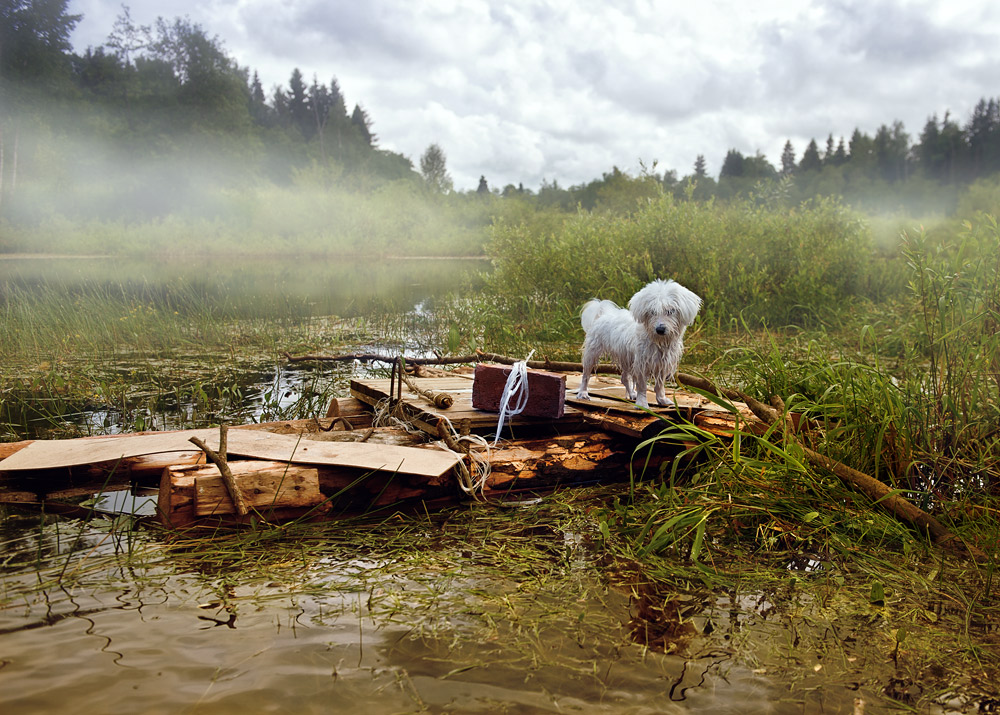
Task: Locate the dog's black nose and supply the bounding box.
[655,325,667,335]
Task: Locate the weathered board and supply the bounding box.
[471,364,567,419]
[0,427,459,478]
[159,462,329,528]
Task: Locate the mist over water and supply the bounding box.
[0,254,488,318]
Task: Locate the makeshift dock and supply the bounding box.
[0,367,754,529]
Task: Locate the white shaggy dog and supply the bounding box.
[576,279,701,409]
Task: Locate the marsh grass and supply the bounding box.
[0,254,488,435]
[0,279,365,436]
[594,408,999,707]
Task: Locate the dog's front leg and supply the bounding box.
[654,380,670,407]
[621,370,637,400]
[633,373,650,409]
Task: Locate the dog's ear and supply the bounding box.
[674,285,702,325]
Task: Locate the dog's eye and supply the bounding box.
[666,308,675,317]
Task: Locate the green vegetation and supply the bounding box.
[1,198,998,710]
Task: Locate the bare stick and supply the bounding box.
[189,425,250,516]
[283,350,622,374]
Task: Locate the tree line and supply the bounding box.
[1,0,416,195]
[3,0,1000,218]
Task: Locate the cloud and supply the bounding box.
[68,0,1000,189]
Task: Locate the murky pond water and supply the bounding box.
[0,507,871,714]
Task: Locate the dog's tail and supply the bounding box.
[580,299,620,333]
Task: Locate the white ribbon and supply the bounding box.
[492,350,535,446]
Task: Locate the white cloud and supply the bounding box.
[68,0,1000,190]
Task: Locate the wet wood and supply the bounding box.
[283,349,624,375]
[159,462,329,527]
[472,364,567,419]
[350,376,591,437]
[190,425,249,516]
[1,425,459,478]
[0,489,39,503]
[2,376,754,526]
[484,431,675,492]
[0,399,372,462]
[192,461,324,516]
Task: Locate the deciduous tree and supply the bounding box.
[420,142,453,193]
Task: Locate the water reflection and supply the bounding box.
[92,492,158,517]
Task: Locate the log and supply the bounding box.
[193,461,324,517]
[158,460,329,528]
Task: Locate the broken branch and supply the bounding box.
[188,425,250,517]
[677,374,985,561]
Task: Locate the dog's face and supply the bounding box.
[628,280,701,339]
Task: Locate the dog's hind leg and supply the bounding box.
[576,349,595,400]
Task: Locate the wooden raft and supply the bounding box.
[1,373,759,527]
[0,412,464,527]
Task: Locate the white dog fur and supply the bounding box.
[576,279,701,409]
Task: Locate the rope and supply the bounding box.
[436,416,492,499]
[369,353,494,499]
[492,350,535,446]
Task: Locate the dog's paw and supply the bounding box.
[576,390,591,401]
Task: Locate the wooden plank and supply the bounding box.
[193,462,324,516]
[0,427,459,478]
[159,462,331,528]
[0,403,370,465]
[0,490,39,503]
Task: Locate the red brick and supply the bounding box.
[472,363,566,419]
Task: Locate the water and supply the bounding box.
[0,511,866,714]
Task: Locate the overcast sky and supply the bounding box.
[67,0,1000,191]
